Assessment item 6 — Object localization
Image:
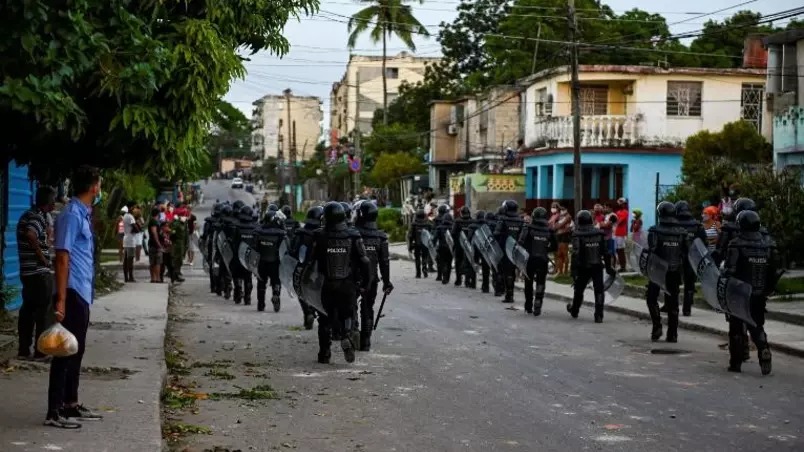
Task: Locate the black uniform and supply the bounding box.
[467,211,489,293]
[451,208,473,287]
[407,211,431,278]
[215,206,234,299]
[518,209,557,316]
[675,202,707,316]
[493,201,524,303]
[568,210,613,322]
[202,206,221,293]
[281,206,300,243]
[254,213,286,312]
[289,208,322,330]
[229,208,256,304]
[484,211,500,295]
[434,214,454,285]
[645,202,688,342]
[432,205,449,281]
[309,203,371,364]
[355,202,393,352]
[724,210,779,375]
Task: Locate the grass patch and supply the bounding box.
[287,325,305,331]
[161,379,203,410]
[211,384,279,401]
[553,274,573,285]
[165,344,190,376]
[162,421,212,440]
[99,254,120,264]
[204,368,235,380]
[622,274,649,286]
[775,276,804,296]
[192,359,233,369]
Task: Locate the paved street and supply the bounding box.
[162,182,804,451]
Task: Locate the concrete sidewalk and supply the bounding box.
[0,282,168,452]
[389,243,804,358]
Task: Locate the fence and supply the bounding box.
[654,172,680,207]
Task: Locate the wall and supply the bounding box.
[2,161,34,311]
[773,105,804,170]
[523,150,682,228]
[429,102,458,163]
[456,173,526,212]
[253,95,322,161]
[480,87,521,153]
[523,69,768,147]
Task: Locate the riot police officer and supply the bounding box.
[467,211,488,292]
[407,209,432,278]
[254,210,286,312]
[215,203,234,299]
[645,201,688,342]
[233,205,257,305]
[484,210,501,295]
[308,202,371,364]
[434,212,454,285]
[493,200,524,303]
[675,200,707,316]
[568,210,614,322]
[518,207,557,316]
[281,205,300,242]
[290,206,324,330]
[340,202,354,227]
[451,206,473,287]
[354,201,394,351]
[724,210,779,375]
[433,204,449,281]
[203,203,222,293]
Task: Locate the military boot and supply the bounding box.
[647,301,663,342]
[359,332,371,352]
[759,348,772,376]
[728,332,744,372]
[272,295,281,312]
[594,293,605,323]
[341,337,356,363]
[524,299,533,314]
[533,298,543,317]
[666,310,679,343]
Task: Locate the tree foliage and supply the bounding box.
[1,0,318,183]
[369,151,426,188]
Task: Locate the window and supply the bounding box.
[740,83,764,132]
[578,85,608,115]
[666,81,702,117]
[385,67,399,79]
[536,88,547,116]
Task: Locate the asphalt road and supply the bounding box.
[167,181,804,451]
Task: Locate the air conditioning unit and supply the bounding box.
[447,124,458,135]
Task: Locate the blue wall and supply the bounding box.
[523,151,682,228]
[2,161,35,311]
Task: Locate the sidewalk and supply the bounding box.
[389,243,804,358]
[0,282,168,452]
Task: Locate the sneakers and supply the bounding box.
[44,411,81,429]
[62,404,103,422]
[341,338,356,363]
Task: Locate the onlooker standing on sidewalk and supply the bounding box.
[614,198,629,272]
[47,165,104,428]
[122,202,138,283]
[554,206,573,276]
[148,207,164,283]
[16,186,57,361]
[116,207,126,262]
[630,209,643,244]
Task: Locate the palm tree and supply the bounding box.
[347,1,429,125]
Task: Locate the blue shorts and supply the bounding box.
[607,239,616,255]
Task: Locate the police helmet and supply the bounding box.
[340,202,353,218]
[656,201,676,219]
[503,200,519,215]
[232,200,245,213]
[442,213,454,224]
[239,205,254,222]
[268,204,279,212]
[251,209,260,223]
[324,202,346,227]
[733,197,757,215]
[576,210,593,226]
[459,206,471,219]
[674,200,691,217]
[532,207,548,220]
[212,203,222,217]
[357,200,379,223]
[281,205,292,217]
[736,209,761,232]
[305,206,325,227]
[415,209,426,221]
[475,210,486,221]
[485,211,497,222]
[261,210,278,226]
[221,204,233,216]
[437,204,449,215]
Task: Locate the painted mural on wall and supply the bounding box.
[473,174,525,193]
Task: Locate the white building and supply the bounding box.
[251,92,323,162]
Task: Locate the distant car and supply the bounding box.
[231,177,244,189]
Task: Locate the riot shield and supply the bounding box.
[238,242,262,280]
[504,236,529,277]
[688,238,755,326]
[602,273,625,304]
[627,236,648,275]
[298,244,308,264]
[420,229,438,263]
[445,229,455,251]
[215,232,233,275]
[643,252,670,293]
[210,232,218,269]
[279,254,299,299]
[472,224,503,272]
[459,231,479,273]
[298,262,327,316]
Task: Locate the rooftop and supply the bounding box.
[253,94,323,106]
[763,28,804,46]
[347,51,442,63]
[518,64,767,86]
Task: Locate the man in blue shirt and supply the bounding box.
[46,165,104,429]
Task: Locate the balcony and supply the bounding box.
[534,115,639,148]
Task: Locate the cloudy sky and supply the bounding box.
[224,0,792,136]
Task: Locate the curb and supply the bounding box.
[391,252,804,358]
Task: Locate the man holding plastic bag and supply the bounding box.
[45,165,104,429]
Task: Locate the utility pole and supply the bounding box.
[568,0,582,214]
[353,71,362,198]
[531,22,542,74]
[284,88,294,209]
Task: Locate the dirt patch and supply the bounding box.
[89,321,140,331]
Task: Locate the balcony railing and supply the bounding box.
[535,115,639,148]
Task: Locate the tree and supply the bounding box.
[347,0,430,125]
[1,0,318,183]
[363,123,420,156]
[369,151,426,188]
[689,11,783,68]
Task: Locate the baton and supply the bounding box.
[373,292,389,330]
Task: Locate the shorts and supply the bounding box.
[607,239,616,255]
[148,247,163,266]
[615,236,626,250]
[124,247,136,258]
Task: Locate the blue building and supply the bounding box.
[522,149,682,229]
[1,160,36,311]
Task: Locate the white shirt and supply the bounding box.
[122,213,137,247]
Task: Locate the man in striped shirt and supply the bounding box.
[16,186,57,361]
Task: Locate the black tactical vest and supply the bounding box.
[238,224,257,248]
[324,231,353,280]
[525,225,551,259]
[412,221,429,245]
[256,228,283,263]
[502,216,523,240]
[359,228,382,267]
[732,234,771,292]
[575,227,603,268]
[655,224,685,271]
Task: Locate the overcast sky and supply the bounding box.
[224,0,792,135]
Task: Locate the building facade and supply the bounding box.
[329,52,441,139]
[520,64,768,228]
[251,92,323,162]
[764,29,804,180]
[1,160,35,311]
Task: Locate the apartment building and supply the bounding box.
[251,91,323,162]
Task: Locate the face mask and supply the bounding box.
[551,208,557,213]
[92,191,103,206]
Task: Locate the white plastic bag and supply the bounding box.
[37,323,79,357]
